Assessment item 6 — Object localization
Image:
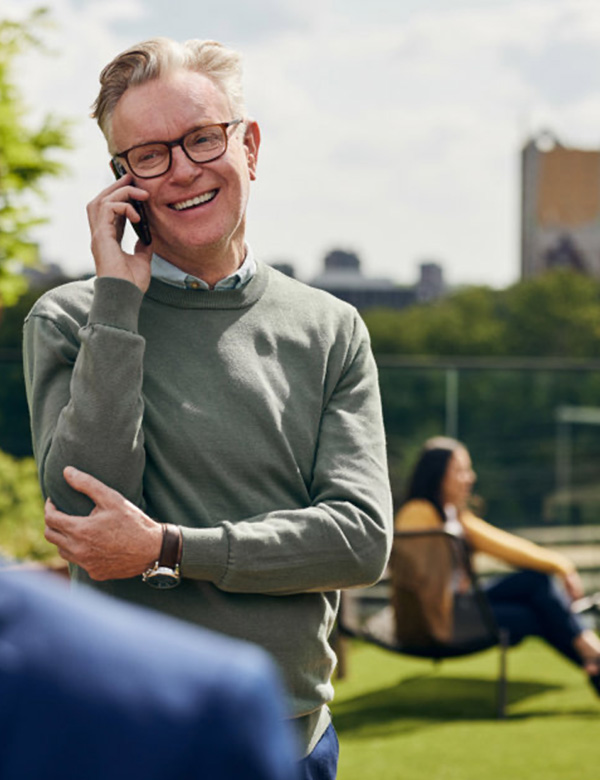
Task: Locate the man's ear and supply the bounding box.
[244,120,261,181]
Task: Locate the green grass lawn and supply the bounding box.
[331,638,600,780]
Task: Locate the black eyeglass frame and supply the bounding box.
[111,119,244,179]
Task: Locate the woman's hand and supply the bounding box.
[86,174,153,293]
[562,569,584,601]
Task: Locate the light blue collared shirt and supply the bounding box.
[151,245,257,291]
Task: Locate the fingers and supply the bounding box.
[45,497,68,528]
[86,179,154,291]
[92,173,149,204]
[563,570,584,601]
[44,494,98,571]
[87,177,148,218]
[87,177,149,242]
[88,185,149,240]
[62,466,117,506]
[572,580,584,601]
[44,498,73,554]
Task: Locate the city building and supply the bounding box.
[521,132,600,279]
[274,250,445,311]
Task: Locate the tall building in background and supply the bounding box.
[308,249,445,311]
[521,132,600,279]
[415,261,445,302]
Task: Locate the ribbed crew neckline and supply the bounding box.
[144,261,269,310]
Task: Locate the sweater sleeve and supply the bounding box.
[179,312,394,594]
[23,277,147,515]
[461,511,575,576]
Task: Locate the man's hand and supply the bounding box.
[45,467,163,581]
[86,174,153,293]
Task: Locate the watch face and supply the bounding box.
[144,566,181,590]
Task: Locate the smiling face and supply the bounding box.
[110,69,260,276]
[440,446,476,510]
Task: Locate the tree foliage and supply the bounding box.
[0,282,67,458]
[0,447,52,561]
[363,269,600,358]
[362,270,600,528]
[0,7,72,305]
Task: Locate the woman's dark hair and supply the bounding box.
[405,436,463,519]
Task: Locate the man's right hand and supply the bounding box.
[44,466,164,581]
[87,174,154,293]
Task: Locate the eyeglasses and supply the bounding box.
[112,119,243,179]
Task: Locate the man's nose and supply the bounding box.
[170,145,202,180]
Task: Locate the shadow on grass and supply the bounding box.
[332,673,561,739]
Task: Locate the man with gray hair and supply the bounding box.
[24,37,393,778]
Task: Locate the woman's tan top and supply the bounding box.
[390,499,574,645]
[394,499,574,576]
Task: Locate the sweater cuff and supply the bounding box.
[180,525,229,583]
[89,277,144,332]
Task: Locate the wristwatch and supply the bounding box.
[142,523,182,589]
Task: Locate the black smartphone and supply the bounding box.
[110,159,152,245]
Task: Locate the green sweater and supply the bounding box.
[23,261,393,755]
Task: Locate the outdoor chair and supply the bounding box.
[336,529,509,718]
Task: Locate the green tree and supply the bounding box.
[364,269,600,358]
[0,8,72,562]
[364,270,600,527]
[0,447,51,561]
[363,285,508,356]
[0,7,72,305]
[499,270,600,357]
[0,279,70,457]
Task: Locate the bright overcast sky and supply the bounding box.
[6,0,600,288]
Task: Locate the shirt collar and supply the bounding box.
[151,245,257,290]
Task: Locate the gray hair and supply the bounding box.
[91,37,246,149]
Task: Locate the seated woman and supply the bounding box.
[394,435,600,696]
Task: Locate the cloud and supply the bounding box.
[244,0,600,286]
[6,0,600,288]
[502,2,600,106]
[101,0,323,45]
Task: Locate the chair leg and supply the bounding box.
[496,628,509,719]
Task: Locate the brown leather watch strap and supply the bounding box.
[159,524,182,570]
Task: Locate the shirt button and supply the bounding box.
[187,281,201,290]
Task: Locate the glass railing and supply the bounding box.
[378,356,600,590]
[379,355,600,527]
[2,352,599,584]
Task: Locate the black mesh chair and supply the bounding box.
[337,529,509,718]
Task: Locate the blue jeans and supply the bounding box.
[483,570,585,666]
[298,723,339,780]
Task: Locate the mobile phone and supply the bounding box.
[110,159,152,245]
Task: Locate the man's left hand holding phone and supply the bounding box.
[86,159,154,294]
[110,160,152,246]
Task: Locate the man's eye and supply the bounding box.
[137,147,164,163]
[189,130,220,147]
